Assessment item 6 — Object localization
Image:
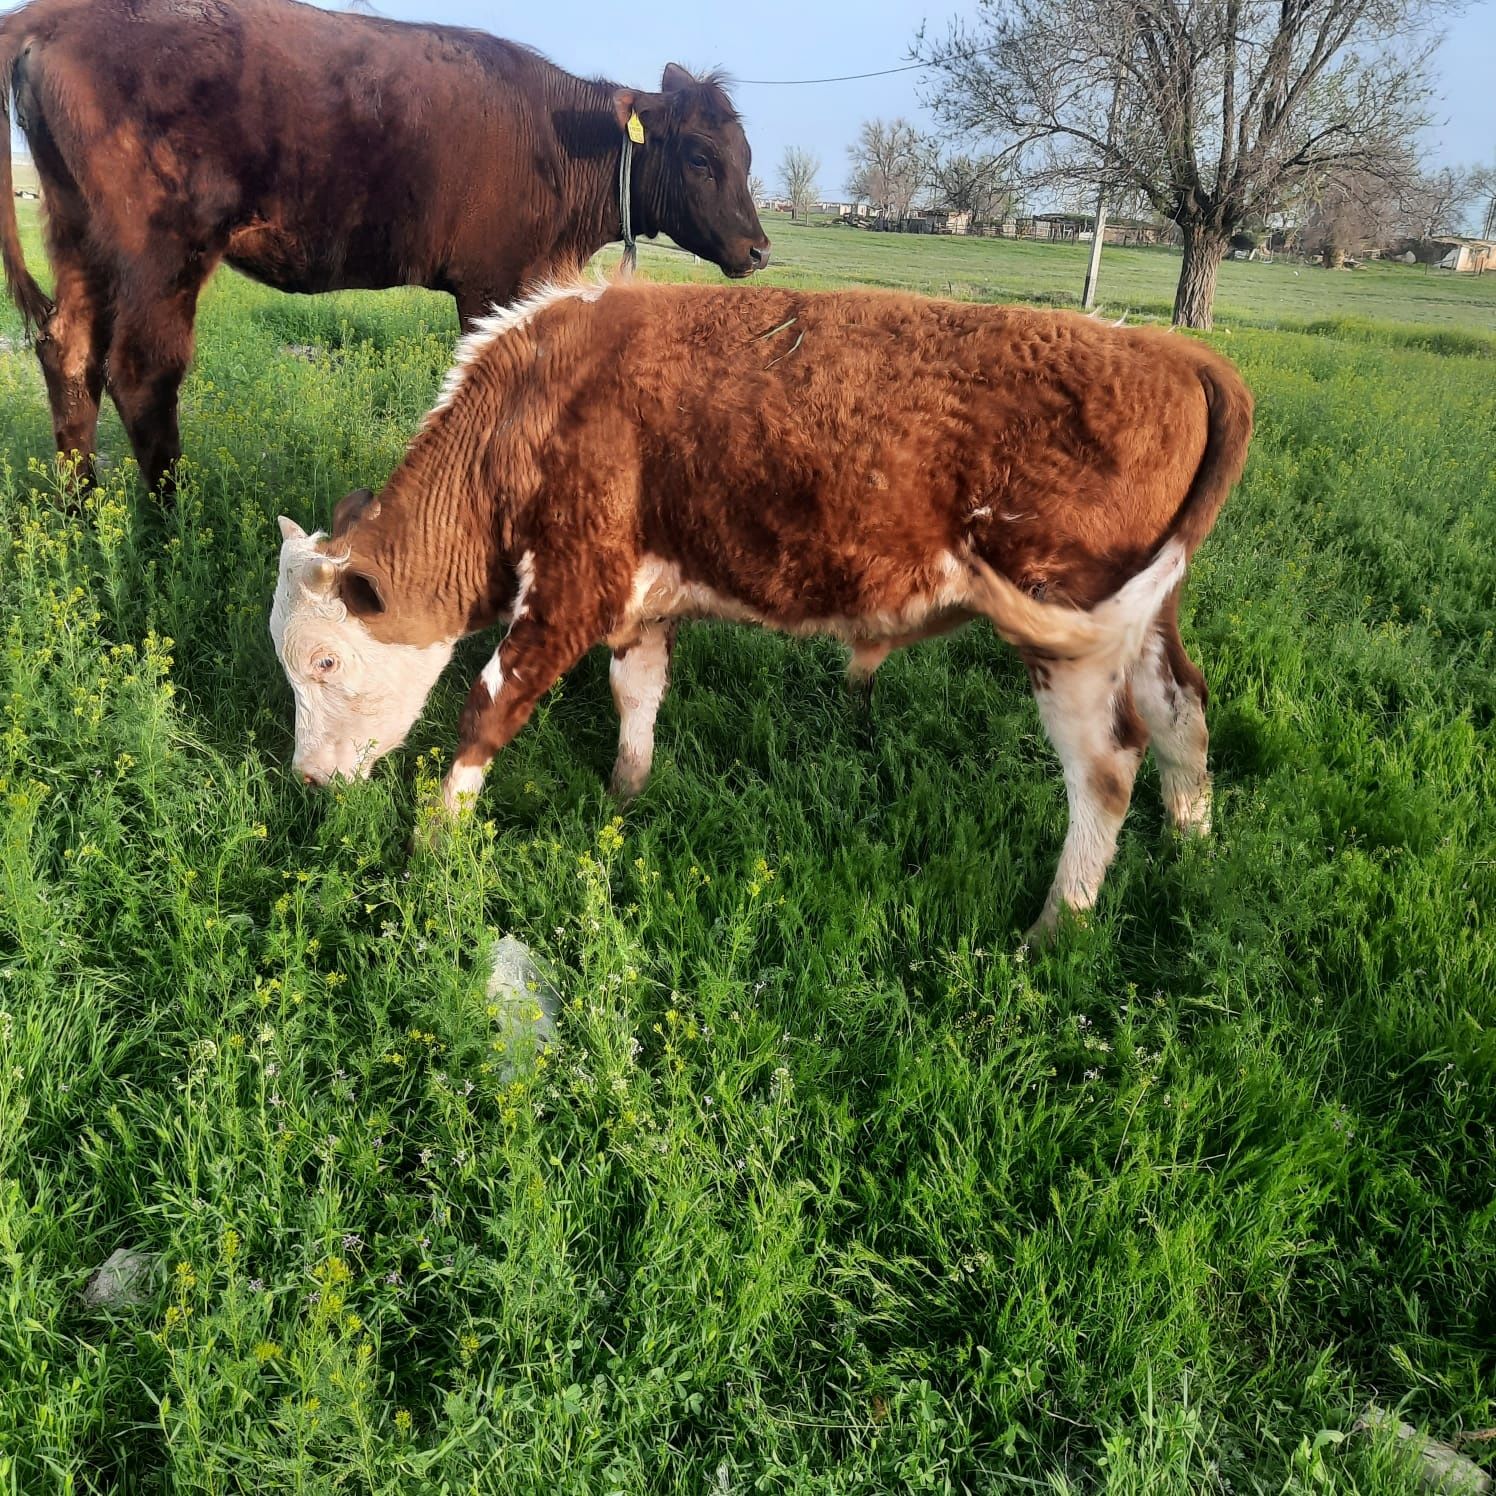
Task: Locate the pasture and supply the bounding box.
[1,202,1493,1492]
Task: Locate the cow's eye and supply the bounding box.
[312,654,338,676]
[688,152,711,174]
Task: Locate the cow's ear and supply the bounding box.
[278,515,307,542]
[612,88,639,132]
[332,487,380,537]
[340,568,387,619]
[661,63,697,93]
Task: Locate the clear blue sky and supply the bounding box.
[349,0,1491,197]
[8,0,1493,212]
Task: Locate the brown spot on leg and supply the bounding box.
[1020,649,1051,692]
[1088,760,1134,818]
[1112,681,1149,755]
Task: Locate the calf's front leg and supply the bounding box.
[442,601,603,814]
[609,623,676,799]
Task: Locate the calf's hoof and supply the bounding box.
[1164,776,1213,838]
[441,763,486,817]
[1023,901,1091,949]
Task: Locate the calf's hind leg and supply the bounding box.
[1131,593,1212,835]
[609,623,676,799]
[1028,651,1150,942]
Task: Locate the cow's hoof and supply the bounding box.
[608,761,649,803]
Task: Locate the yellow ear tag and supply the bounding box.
[627,111,645,145]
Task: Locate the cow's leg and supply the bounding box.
[106,253,218,495]
[454,289,489,333]
[442,593,611,813]
[847,638,894,715]
[1132,594,1212,835]
[609,623,676,799]
[1027,650,1149,942]
[33,235,113,489]
[454,287,512,333]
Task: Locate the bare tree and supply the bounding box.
[925,150,1014,223]
[747,173,767,205]
[1475,165,1496,240]
[847,119,928,227]
[778,147,820,223]
[918,0,1454,327]
[1300,170,1401,265]
[1398,165,1480,242]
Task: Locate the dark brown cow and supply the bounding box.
[0,0,769,491]
[271,280,1253,939]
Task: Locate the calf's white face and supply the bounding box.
[270,517,454,785]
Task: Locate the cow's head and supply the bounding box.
[618,65,770,279]
[270,506,453,786]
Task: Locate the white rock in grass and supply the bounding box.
[486,936,559,1081]
[1355,1406,1493,1494]
[82,1248,163,1310]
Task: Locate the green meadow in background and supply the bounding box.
[1,206,1493,1492]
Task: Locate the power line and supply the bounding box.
[735,62,928,86]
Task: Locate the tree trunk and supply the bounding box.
[1172,221,1231,329]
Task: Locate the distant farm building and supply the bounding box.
[1432,238,1493,273]
[1016,213,1176,246]
[906,207,972,235]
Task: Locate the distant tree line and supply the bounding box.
[914,0,1481,327]
[774,122,1017,229]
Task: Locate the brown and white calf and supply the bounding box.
[270,280,1252,936]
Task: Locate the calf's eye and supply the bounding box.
[313,655,337,675]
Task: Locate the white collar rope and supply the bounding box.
[618,135,637,276]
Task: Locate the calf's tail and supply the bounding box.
[0,30,54,336]
[967,541,1188,661]
[1167,360,1254,557]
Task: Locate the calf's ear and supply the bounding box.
[278,515,307,541]
[612,88,638,132]
[661,63,698,92]
[332,487,380,538]
[340,568,387,619]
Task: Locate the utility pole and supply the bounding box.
[1082,196,1109,309]
[1082,70,1127,311]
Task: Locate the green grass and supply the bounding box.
[1,201,1494,1493]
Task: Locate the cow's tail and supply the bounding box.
[967,354,1252,662]
[0,28,54,337]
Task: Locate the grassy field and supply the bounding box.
[670,213,1496,337]
[0,201,1493,1493]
